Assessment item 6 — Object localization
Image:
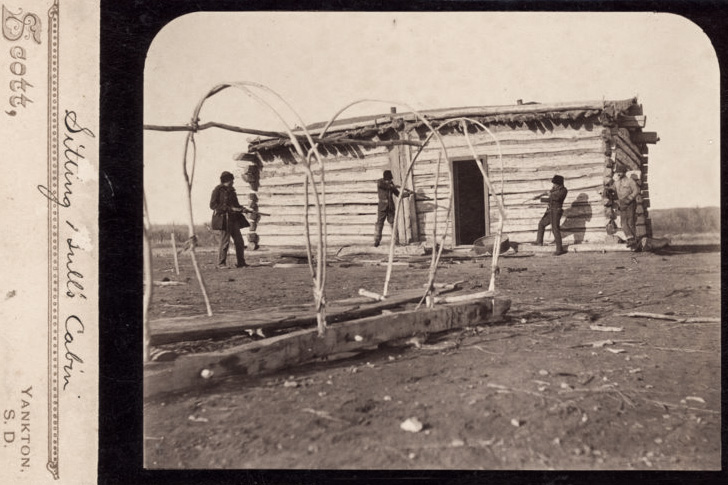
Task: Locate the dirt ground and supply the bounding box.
[144,242,720,470]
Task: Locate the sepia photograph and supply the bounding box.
[140,11,720,470]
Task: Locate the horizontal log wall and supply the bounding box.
[243,118,641,247]
[238,146,390,247]
[411,121,610,245]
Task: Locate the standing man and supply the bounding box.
[373,170,411,247]
[210,171,249,268]
[613,164,641,249]
[535,174,568,255]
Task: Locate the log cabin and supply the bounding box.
[234,97,658,248]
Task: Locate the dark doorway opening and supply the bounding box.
[453,159,489,245]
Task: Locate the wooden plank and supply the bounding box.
[261,213,382,225]
[423,130,605,150]
[414,167,600,185]
[418,139,604,159]
[144,296,511,397]
[257,224,378,236]
[506,226,610,241]
[256,204,378,216]
[258,234,376,247]
[496,189,603,207]
[260,145,390,168]
[431,124,605,144]
[615,128,644,159]
[631,132,659,144]
[258,181,379,197]
[410,175,604,197]
[259,154,390,179]
[260,167,385,187]
[618,115,646,128]
[257,192,377,206]
[501,204,599,221]
[504,218,607,233]
[149,285,461,346]
[416,150,606,172]
[614,146,643,171]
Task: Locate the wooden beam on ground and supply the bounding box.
[148,285,460,345]
[620,312,720,323]
[144,296,511,398]
[335,244,428,257]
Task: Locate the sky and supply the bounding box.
[144,12,720,225]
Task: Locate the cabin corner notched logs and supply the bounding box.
[235,98,658,248]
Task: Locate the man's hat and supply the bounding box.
[551,174,564,185]
[383,170,393,180]
[220,171,234,182]
[615,164,628,174]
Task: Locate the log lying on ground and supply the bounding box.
[358,288,386,301]
[335,244,428,257]
[153,280,187,286]
[621,312,720,323]
[148,285,460,346]
[144,296,511,398]
[434,290,494,304]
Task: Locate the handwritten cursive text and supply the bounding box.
[37,110,95,207]
[62,315,84,391]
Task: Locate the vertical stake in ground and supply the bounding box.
[170,232,180,275]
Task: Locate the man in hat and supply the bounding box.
[535,174,568,255]
[210,171,249,268]
[373,170,411,247]
[613,164,641,249]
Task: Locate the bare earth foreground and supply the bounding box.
[144,244,720,470]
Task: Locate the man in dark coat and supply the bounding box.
[535,174,568,256]
[210,171,249,268]
[373,170,411,247]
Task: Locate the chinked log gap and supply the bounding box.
[143,122,423,149]
[144,296,511,398]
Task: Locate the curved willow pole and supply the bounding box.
[142,193,153,362]
[353,102,451,297]
[181,103,213,316]
[233,82,330,302]
[408,117,505,308]
[425,151,443,307]
[456,118,506,292]
[227,82,329,335]
[178,82,329,333]
[302,174,315,278]
[303,98,453,299]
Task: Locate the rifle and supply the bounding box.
[522,192,549,204]
[399,187,433,201]
[234,207,271,217]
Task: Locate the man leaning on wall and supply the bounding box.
[613,164,641,250]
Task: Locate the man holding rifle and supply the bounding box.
[373,170,413,247]
[210,171,252,268]
[534,174,568,256]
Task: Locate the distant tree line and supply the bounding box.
[148,207,719,249]
[147,224,220,248]
[649,207,720,236]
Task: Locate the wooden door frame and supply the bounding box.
[451,156,490,246]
